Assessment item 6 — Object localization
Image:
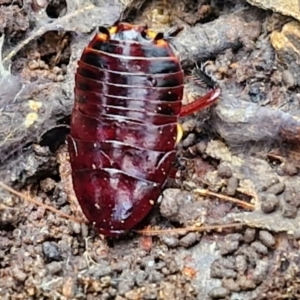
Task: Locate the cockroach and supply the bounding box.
[68,22,221,237]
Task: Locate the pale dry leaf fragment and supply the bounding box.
[3,0,123,63]
[246,0,300,22]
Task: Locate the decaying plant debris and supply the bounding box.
[1,0,300,299]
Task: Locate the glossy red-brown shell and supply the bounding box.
[68,23,184,236]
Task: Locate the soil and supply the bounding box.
[1,0,300,299]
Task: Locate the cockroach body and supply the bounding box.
[68,22,220,237]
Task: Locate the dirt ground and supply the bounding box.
[1,0,300,299]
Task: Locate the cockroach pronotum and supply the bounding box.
[67,22,221,237]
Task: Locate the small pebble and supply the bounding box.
[168,260,179,274]
[159,189,180,218]
[243,228,256,243]
[12,267,27,282]
[161,235,179,248]
[208,287,230,299]
[148,270,162,283]
[260,193,279,213]
[280,162,298,176]
[281,203,297,218]
[42,241,62,262]
[210,260,237,279]
[125,290,141,300]
[237,246,259,266]
[217,164,233,178]
[218,234,242,255]
[235,255,247,274]
[40,178,56,193]
[46,261,62,275]
[259,230,275,248]
[196,141,207,154]
[52,66,62,74]
[226,177,238,196]
[135,270,147,286]
[259,177,279,192]
[182,133,196,148]
[252,260,269,284]
[117,279,134,296]
[251,241,268,255]
[266,182,285,195]
[237,275,257,291]
[62,276,76,298]
[142,284,158,300]
[218,240,239,255]
[282,69,295,88]
[284,190,300,208]
[179,232,200,248]
[222,278,241,292]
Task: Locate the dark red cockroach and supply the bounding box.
[68,22,221,237]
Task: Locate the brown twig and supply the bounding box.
[194,188,256,210]
[0,181,84,224]
[136,223,244,235]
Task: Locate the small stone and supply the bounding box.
[222,278,241,292]
[160,235,179,248]
[259,230,276,248]
[281,203,297,218]
[280,162,298,176]
[218,234,242,255]
[211,260,237,279]
[142,283,158,300]
[148,270,162,283]
[282,69,295,88]
[182,133,196,148]
[160,189,180,219]
[267,182,285,195]
[179,232,200,248]
[284,190,300,208]
[237,246,259,266]
[208,287,230,299]
[125,290,141,300]
[226,177,238,196]
[217,164,233,178]
[135,270,147,286]
[251,241,268,255]
[235,255,247,274]
[62,276,76,299]
[243,228,256,243]
[260,193,279,213]
[46,261,62,275]
[196,141,207,154]
[42,241,62,262]
[259,177,279,192]
[252,260,269,284]
[40,178,56,193]
[12,267,27,282]
[237,275,257,291]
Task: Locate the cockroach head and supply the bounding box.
[98,22,184,44]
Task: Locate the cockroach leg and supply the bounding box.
[179,88,221,117]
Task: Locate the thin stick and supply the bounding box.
[136,222,244,235]
[194,188,255,210]
[0,181,84,224]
